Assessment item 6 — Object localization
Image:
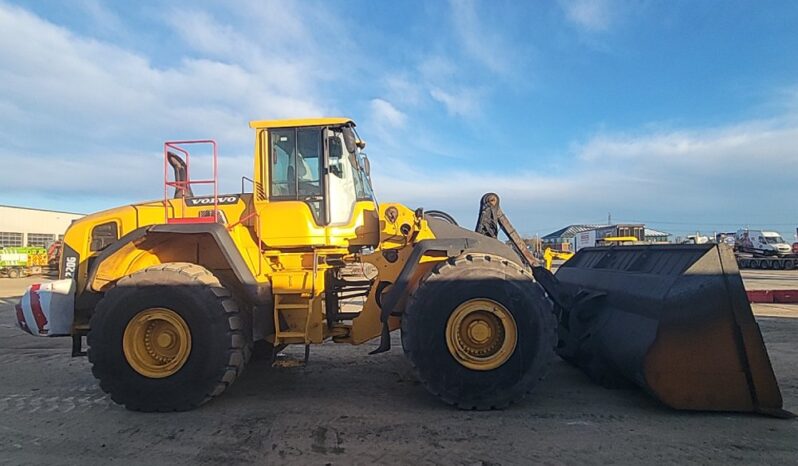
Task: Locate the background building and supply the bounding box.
[543,223,671,251]
[541,224,607,251]
[0,205,83,247]
[644,228,671,243]
[572,224,646,251]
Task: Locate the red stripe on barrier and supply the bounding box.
[15,302,30,334]
[29,283,48,334]
[747,289,798,303]
[773,290,798,303]
[747,290,774,303]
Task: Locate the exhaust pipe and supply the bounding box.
[541,243,792,418]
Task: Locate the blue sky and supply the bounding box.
[1,0,797,240]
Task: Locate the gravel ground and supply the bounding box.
[0,274,796,465]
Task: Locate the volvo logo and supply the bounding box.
[186,195,240,206]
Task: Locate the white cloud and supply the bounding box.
[370,115,798,235]
[2,1,795,239]
[384,75,425,107]
[168,10,246,59]
[0,3,328,139]
[75,0,126,37]
[575,119,798,172]
[429,87,481,117]
[418,55,458,82]
[559,0,615,32]
[398,0,532,120]
[0,2,339,201]
[369,99,407,128]
[449,0,513,75]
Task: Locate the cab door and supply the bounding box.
[256,126,329,247]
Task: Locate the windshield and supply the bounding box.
[353,149,375,200]
[765,236,786,244]
[324,127,376,225]
[343,126,375,201]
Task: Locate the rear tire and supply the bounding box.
[7,268,19,279]
[761,260,771,269]
[401,254,556,410]
[88,263,249,412]
[785,260,795,270]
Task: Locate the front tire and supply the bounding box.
[401,254,556,410]
[88,263,249,412]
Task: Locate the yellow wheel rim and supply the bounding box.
[123,308,191,378]
[446,298,517,371]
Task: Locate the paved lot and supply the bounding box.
[740,268,798,290]
[0,274,796,465]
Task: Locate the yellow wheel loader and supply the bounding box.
[14,118,791,416]
[542,247,575,271]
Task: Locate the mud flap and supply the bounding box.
[548,244,792,418]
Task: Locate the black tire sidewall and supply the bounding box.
[89,278,232,410]
[402,256,554,408]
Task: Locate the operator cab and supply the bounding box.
[250,118,379,248]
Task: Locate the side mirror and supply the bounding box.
[356,139,366,150]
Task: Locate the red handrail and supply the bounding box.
[163,140,218,224]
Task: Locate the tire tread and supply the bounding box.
[402,253,557,410]
[88,262,249,412]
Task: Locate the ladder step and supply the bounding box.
[275,332,306,338]
[275,304,311,309]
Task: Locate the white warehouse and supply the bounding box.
[0,205,84,248]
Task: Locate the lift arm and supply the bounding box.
[474,193,541,268]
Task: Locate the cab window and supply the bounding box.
[269,128,324,223]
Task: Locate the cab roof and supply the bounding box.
[249,117,354,129]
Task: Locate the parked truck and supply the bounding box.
[735,229,798,269]
[736,229,792,256]
[0,246,48,278]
